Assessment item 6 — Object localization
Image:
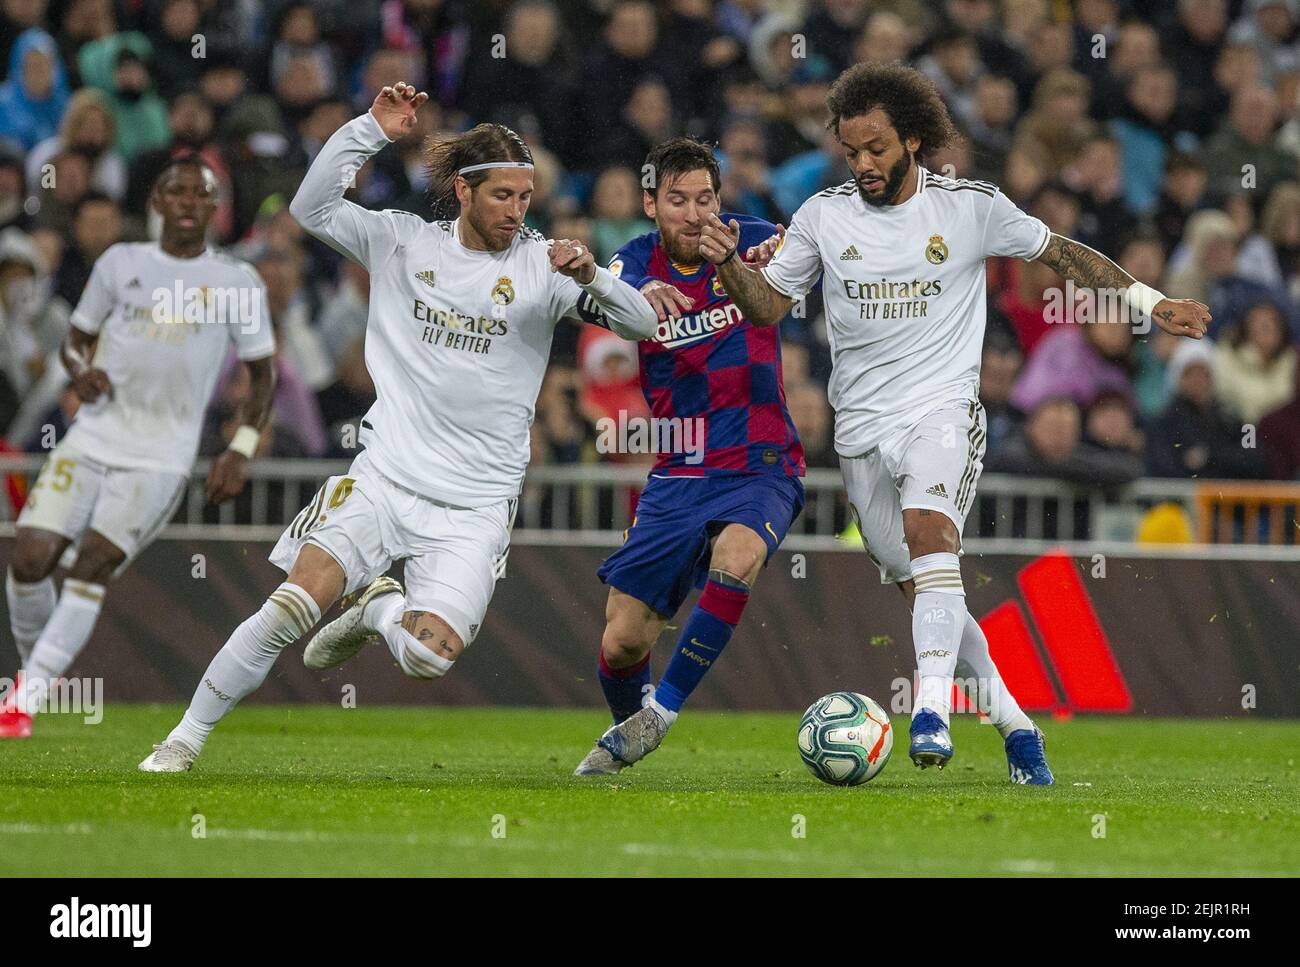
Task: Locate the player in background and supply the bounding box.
[1,157,277,739]
[138,82,657,772]
[574,138,805,775]
[699,64,1210,785]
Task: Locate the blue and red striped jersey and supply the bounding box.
[610,213,805,477]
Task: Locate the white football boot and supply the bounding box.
[574,705,671,776]
[303,576,403,671]
[138,740,199,773]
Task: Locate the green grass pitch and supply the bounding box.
[1,706,1297,876]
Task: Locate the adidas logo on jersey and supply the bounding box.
[839,245,862,261]
[414,269,436,289]
[925,483,948,498]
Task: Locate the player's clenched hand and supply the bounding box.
[205,449,249,504]
[640,280,693,321]
[745,224,785,270]
[1151,298,1211,339]
[698,213,741,265]
[70,368,111,403]
[550,239,596,284]
[369,81,428,141]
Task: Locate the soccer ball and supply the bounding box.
[797,691,894,786]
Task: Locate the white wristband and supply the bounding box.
[1124,282,1166,317]
[578,264,614,299]
[228,425,260,460]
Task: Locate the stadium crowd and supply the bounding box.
[1,0,1299,484]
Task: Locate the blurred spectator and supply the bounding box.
[855,11,912,68]
[29,146,90,236]
[1213,301,1297,423]
[1013,69,1096,175]
[53,190,119,306]
[1154,151,1209,253]
[766,55,835,165]
[1147,339,1270,477]
[1011,311,1135,414]
[979,330,1024,453]
[985,396,1144,485]
[0,227,68,432]
[588,166,653,265]
[1167,0,1231,135]
[1202,83,1294,201]
[461,0,575,164]
[600,76,675,169]
[25,88,124,201]
[101,46,171,162]
[0,28,69,152]
[1227,0,1299,83]
[718,119,782,223]
[581,0,662,134]
[1061,134,1134,248]
[0,146,25,232]
[0,0,49,74]
[803,0,871,72]
[1109,64,1180,215]
[1084,390,1145,458]
[1260,366,1300,478]
[149,0,205,101]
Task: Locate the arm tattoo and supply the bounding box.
[401,611,456,657]
[715,258,794,328]
[1035,234,1135,293]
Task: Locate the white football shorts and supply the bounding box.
[839,399,986,584]
[17,440,186,571]
[270,450,516,647]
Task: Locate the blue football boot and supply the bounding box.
[1005,727,1055,785]
[908,708,953,769]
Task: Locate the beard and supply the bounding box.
[858,151,913,207]
[661,228,702,264]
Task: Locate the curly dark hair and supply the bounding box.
[825,63,959,156]
[643,136,721,197]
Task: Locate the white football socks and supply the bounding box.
[910,552,966,725]
[364,592,453,679]
[956,614,1035,738]
[17,578,104,715]
[6,569,56,665]
[168,583,320,753]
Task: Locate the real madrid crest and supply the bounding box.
[491,276,515,305]
[925,234,949,265]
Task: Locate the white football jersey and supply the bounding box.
[291,112,653,507]
[63,242,275,474]
[763,167,1050,455]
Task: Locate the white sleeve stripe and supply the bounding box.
[760,265,797,299]
[1026,225,1052,262]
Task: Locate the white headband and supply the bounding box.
[458,162,534,175]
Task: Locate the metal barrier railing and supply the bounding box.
[0,453,1221,544]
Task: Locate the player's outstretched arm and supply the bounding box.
[552,238,658,340]
[289,82,428,268]
[699,213,793,327]
[206,355,276,504]
[1035,233,1210,339]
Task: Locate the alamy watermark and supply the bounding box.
[1042,280,1151,335]
[0,676,103,723]
[595,410,706,465]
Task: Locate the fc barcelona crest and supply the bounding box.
[492,276,515,305]
[711,274,726,297]
[925,234,949,265]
